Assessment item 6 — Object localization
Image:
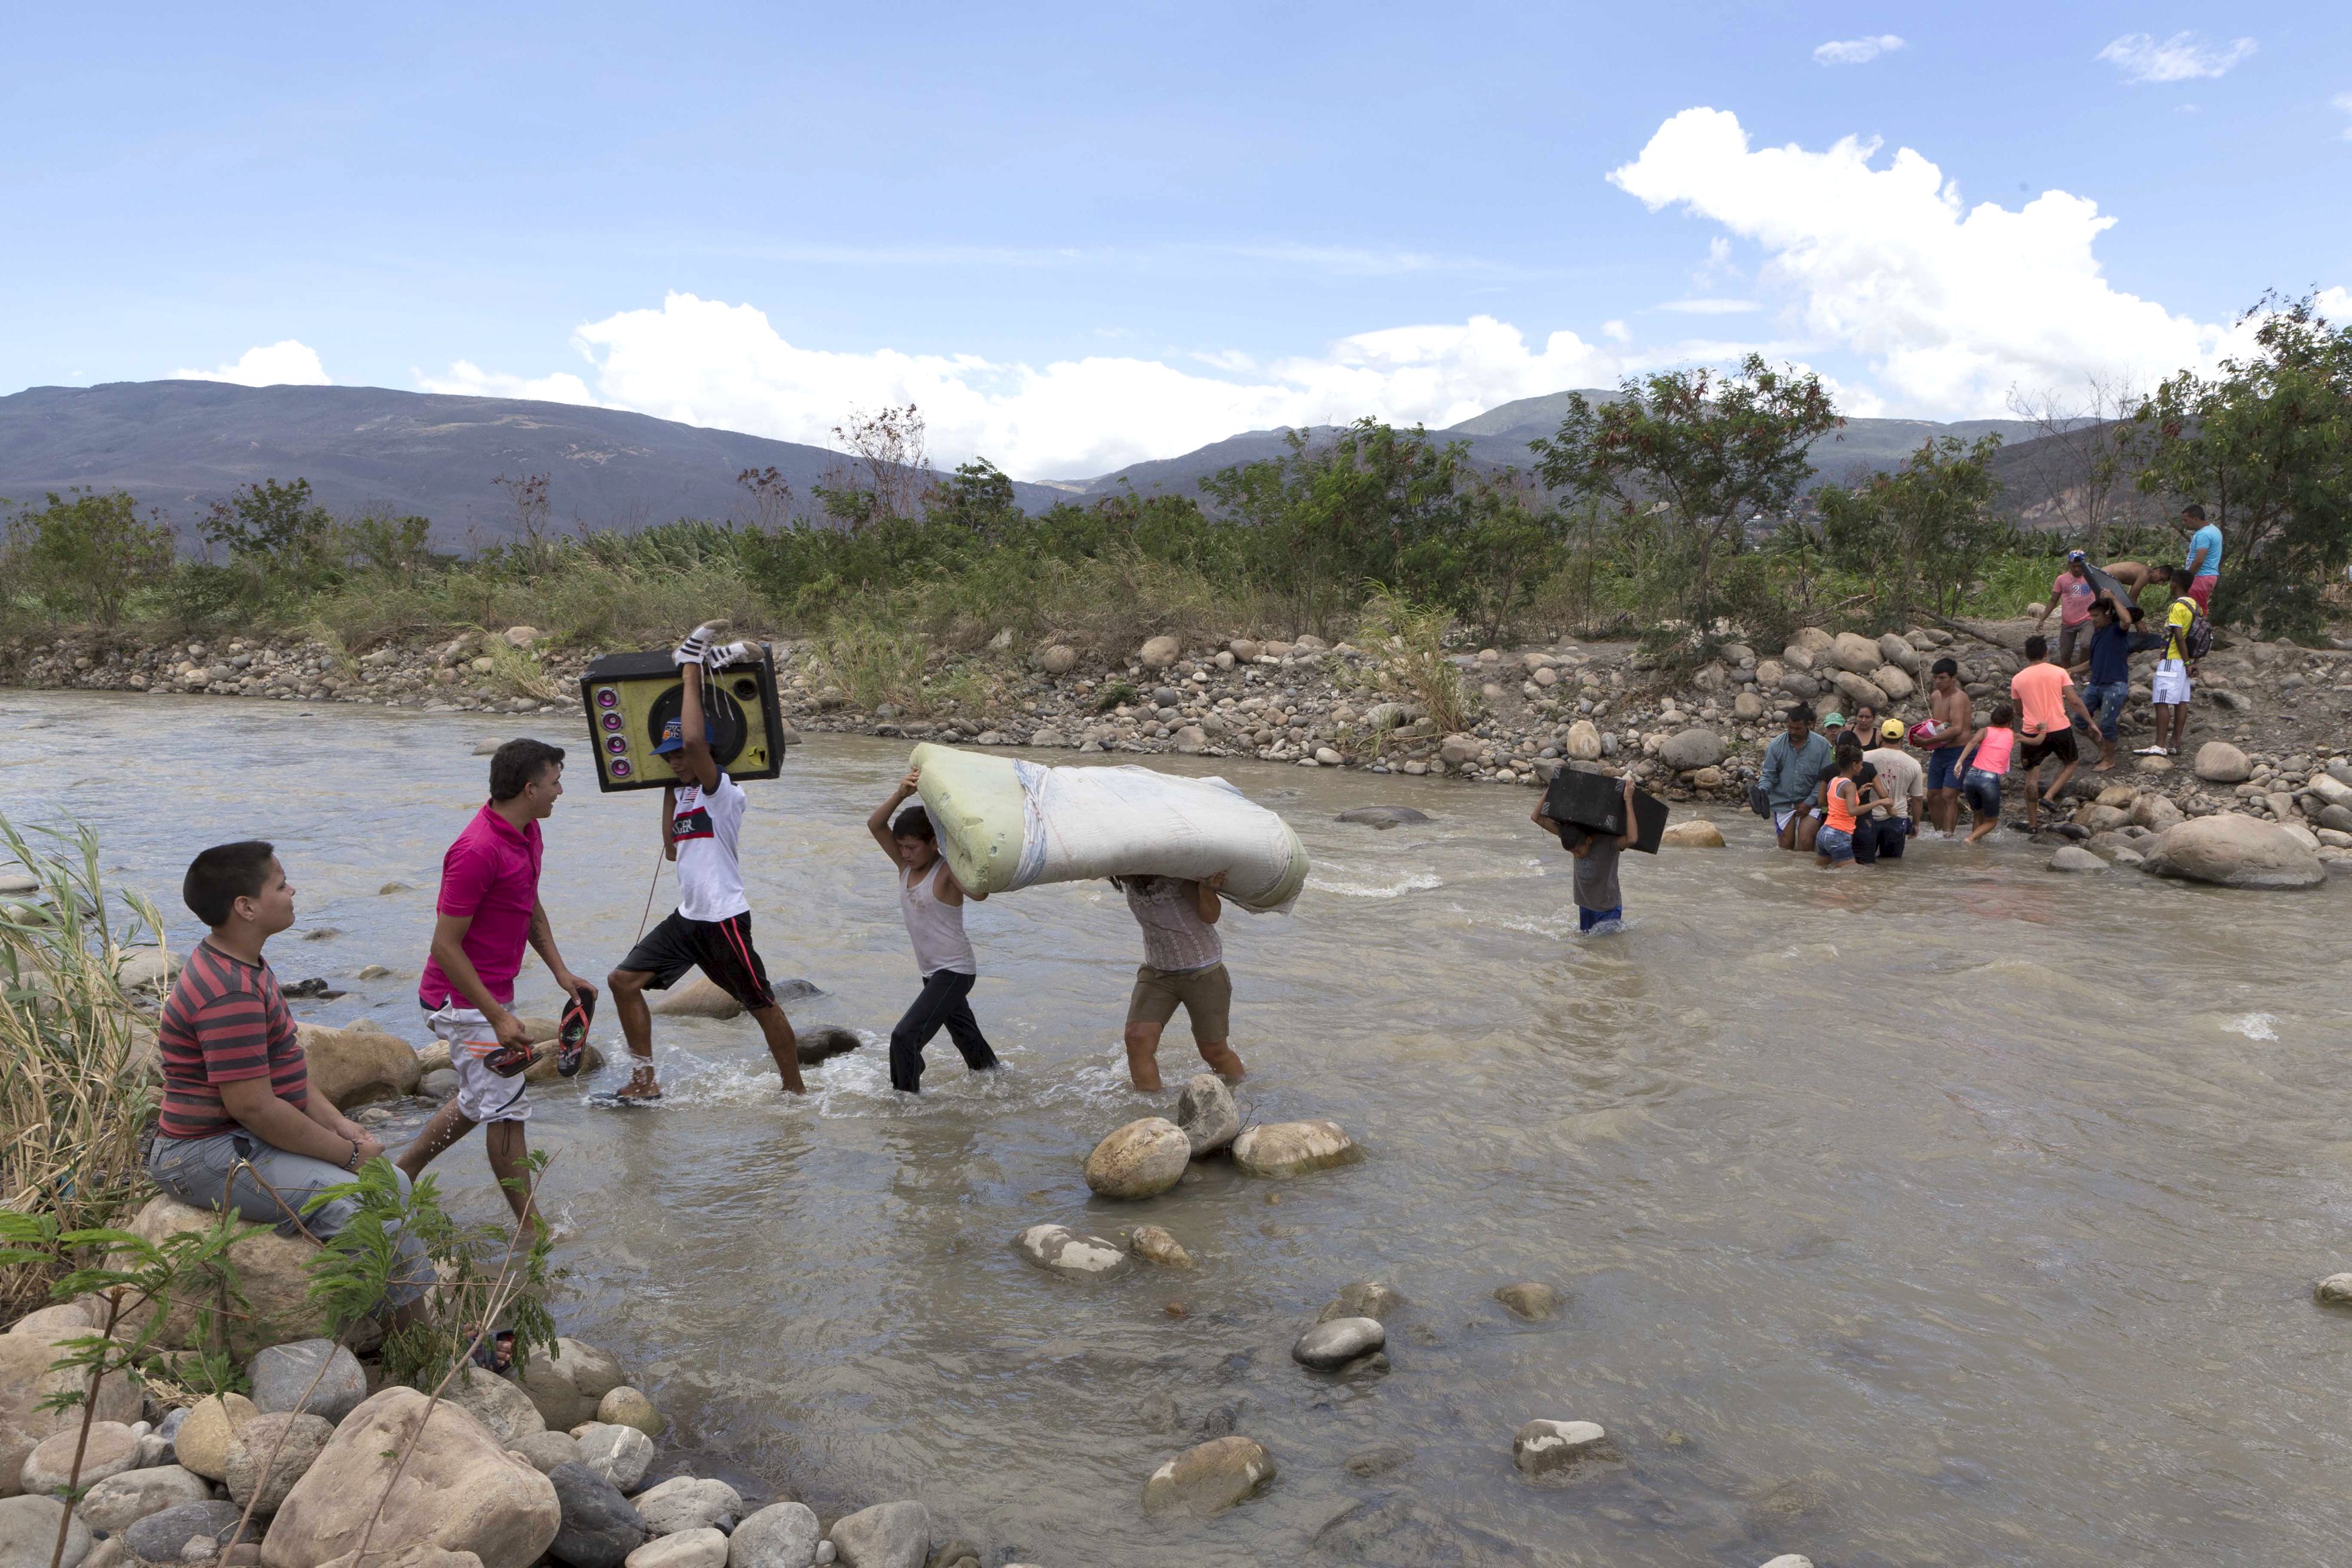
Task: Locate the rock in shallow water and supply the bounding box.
[1661,819,1725,848]
[1513,1419,1608,1476]
[2047,846,2109,873]
[633,1475,741,1536]
[1316,1280,1403,1324]
[728,1500,821,1567]
[828,1499,929,1568]
[1343,1444,1413,1478]
[1230,1119,1357,1178]
[795,1024,863,1065]
[597,1385,666,1437]
[2315,1272,2352,1306]
[1294,1316,1386,1370]
[1083,1117,1191,1199]
[1173,1073,1241,1156]
[1014,1224,1131,1280]
[550,1461,648,1567]
[1141,1436,1275,1518]
[2142,815,2326,889]
[1494,1282,1562,1321]
[1128,1225,1194,1268]
[1334,806,1432,829]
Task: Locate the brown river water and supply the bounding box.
[7,691,2352,1567]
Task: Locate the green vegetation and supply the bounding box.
[5,298,2348,658]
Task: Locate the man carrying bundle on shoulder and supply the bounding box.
[605,623,806,1101]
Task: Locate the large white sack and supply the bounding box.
[911,742,1308,912]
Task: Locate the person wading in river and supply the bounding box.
[605,626,805,1101]
[2010,634,2093,832]
[1116,873,1243,1092]
[868,766,999,1093]
[396,738,598,1233]
[1923,658,1974,838]
[1760,705,1835,853]
[1529,769,1637,928]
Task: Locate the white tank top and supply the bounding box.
[900,860,975,977]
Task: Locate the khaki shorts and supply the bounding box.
[1126,961,1232,1043]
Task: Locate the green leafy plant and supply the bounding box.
[0,489,174,626]
[1348,589,1474,740]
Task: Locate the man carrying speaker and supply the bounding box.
[605,623,806,1100]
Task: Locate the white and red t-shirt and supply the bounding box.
[669,773,749,922]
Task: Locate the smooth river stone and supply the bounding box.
[1494,1282,1562,1321]
[2316,1273,2352,1306]
[1293,1316,1385,1370]
[827,1499,929,1568]
[727,1500,821,1568]
[1230,1120,1357,1178]
[1141,1436,1275,1518]
[1083,1118,1191,1199]
[247,1338,368,1424]
[73,1463,211,1532]
[1513,1419,1607,1475]
[1014,1224,1132,1280]
[632,1475,741,1536]
[0,1496,88,1567]
[1316,1280,1403,1324]
[1128,1225,1194,1268]
[19,1420,138,1495]
[1174,1074,1241,1156]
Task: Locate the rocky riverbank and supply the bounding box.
[7,615,2350,870]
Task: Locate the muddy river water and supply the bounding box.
[7,690,2352,1566]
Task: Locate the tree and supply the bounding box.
[734,466,797,530]
[1816,434,2007,624]
[1,489,174,625]
[201,478,335,568]
[1456,476,1564,646]
[926,458,1023,544]
[1530,355,1842,623]
[816,404,934,529]
[2136,293,2352,637]
[2004,376,2151,555]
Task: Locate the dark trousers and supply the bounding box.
[1852,817,1909,865]
[889,969,997,1092]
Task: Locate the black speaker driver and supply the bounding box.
[644,681,749,769]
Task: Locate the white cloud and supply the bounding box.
[427,294,1619,478]
[2098,32,2255,83]
[2334,91,2352,139]
[1814,35,1904,66]
[415,361,598,404]
[1657,298,1762,315]
[172,339,331,386]
[1607,106,2263,416]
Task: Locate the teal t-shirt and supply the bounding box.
[2186,523,2223,577]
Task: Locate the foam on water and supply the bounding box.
[1305,869,1443,898]
[2226,1012,2280,1041]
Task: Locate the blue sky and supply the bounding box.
[4,3,2347,476]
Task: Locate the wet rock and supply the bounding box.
[420,1068,461,1100]
[1231,1120,1357,1178]
[446,1370,548,1446]
[2142,816,2326,889]
[632,1475,741,1537]
[650,977,743,1020]
[1294,1316,1384,1370]
[2193,741,2253,783]
[1343,1444,1413,1478]
[573,1422,651,1489]
[1140,1436,1275,1518]
[519,1338,628,1430]
[828,1500,929,1568]
[2315,1272,2352,1306]
[1316,1281,1403,1324]
[1758,1558,1816,1568]
[1512,1419,1607,1476]
[728,1502,820,1568]
[1173,1073,1241,1155]
[1083,1117,1191,1199]
[1658,728,1724,771]
[1335,806,1431,829]
[1661,819,1724,848]
[124,1499,253,1564]
[224,1410,333,1514]
[1494,1282,1562,1320]
[170,1392,257,1480]
[597,1386,666,1438]
[248,1338,368,1424]
[517,1430,585,1475]
[628,1530,729,1568]
[1137,1391,1182,1432]
[19,1420,139,1495]
[2047,846,2109,873]
[1013,1224,1131,1280]
[76,1463,211,1532]
[548,1461,648,1567]
[1311,1495,1470,1562]
[1128,1225,1194,1268]
[794,1025,862,1064]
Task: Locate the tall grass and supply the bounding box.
[0,821,163,1319]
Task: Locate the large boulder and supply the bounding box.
[1138,635,1182,670]
[0,1495,89,1567]
[727,1501,819,1568]
[1829,632,1882,674]
[172,1392,258,1481]
[573,1424,652,1492]
[650,977,743,1020]
[444,1372,547,1446]
[827,1500,929,1568]
[117,1198,326,1355]
[546,1461,647,1568]
[1831,670,1890,711]
[1083,1119,1191,1199]
[1870,664,1916,700]
[1876,633,1921,673]
[1660,819,1724,848]
[1230,1121,1357,1178]
[0,1303,140,1497]
[518,1339,627,1431]
[248,1338,368,1425]
[259,1387,561,1568]
[1141,1436,1275,1518]
[1173,1074,1241,1156]
[2143,816,2326,890]
[298,1020,423,1108]
[2193,742,2253,783]
[1658,728,1724,771]
[1013,1225,1130,1280]
[1562,721,1602,761]
[19,1420,140,1495]
[2130,793,2184,832]
[632,1476,741,1536]
[319,1551,489,1568]
[225,1411,335,1514]
[76,1463,212,1532]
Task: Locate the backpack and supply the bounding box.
[2182,603,2214,661]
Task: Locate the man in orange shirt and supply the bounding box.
[2009,634,2093,830]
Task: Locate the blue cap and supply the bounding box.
[653,716,713,755]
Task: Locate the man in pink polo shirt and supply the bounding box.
[396,738,597,1231]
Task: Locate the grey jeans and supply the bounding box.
[148,1129,430,1307]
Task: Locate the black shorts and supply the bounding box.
[2021,728,2077,767]
[618,909,775,1010]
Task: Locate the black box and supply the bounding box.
[578,646,790,793]
[1542,767,1669,855]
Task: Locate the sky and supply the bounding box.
[4,3,2348,479]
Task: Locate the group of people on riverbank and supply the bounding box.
[146,623,1244,1276]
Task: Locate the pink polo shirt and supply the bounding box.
[418,802,544,1008]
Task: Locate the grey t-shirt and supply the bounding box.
[1565,831,1623,912]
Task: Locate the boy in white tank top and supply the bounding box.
[868,767,999,1092]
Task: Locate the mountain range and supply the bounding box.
[0,379,2085,543]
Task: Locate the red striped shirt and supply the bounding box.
[156,941,308,1140]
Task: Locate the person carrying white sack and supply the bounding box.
[1115,873,1244,1092]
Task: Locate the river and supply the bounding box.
[7,690,2351,1566]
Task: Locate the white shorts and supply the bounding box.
[2150,659,2191,707]
[1773,806,1822,833]
[424,1000,532,1124]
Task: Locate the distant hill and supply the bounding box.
[0,381,1070,546]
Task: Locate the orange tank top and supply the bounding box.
[1824,775,1859,833]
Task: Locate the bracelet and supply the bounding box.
[345,1139,364,1172]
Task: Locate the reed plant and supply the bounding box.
[1347,589,1478,742]
[0,820,163,1319]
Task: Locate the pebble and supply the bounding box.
[1494,1282,1562,1320]
[2315,1272,2352,1306]
[597,1384,667,1436]
[1293,1315,1385,1370]
[1128,1224,1194,1268]
[1513,1418,1608,1476]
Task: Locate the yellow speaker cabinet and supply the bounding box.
[577,646,789,792]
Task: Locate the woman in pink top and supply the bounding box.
[1954,703,2017,844]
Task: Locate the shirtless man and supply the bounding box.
[1922,657,1973,836]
